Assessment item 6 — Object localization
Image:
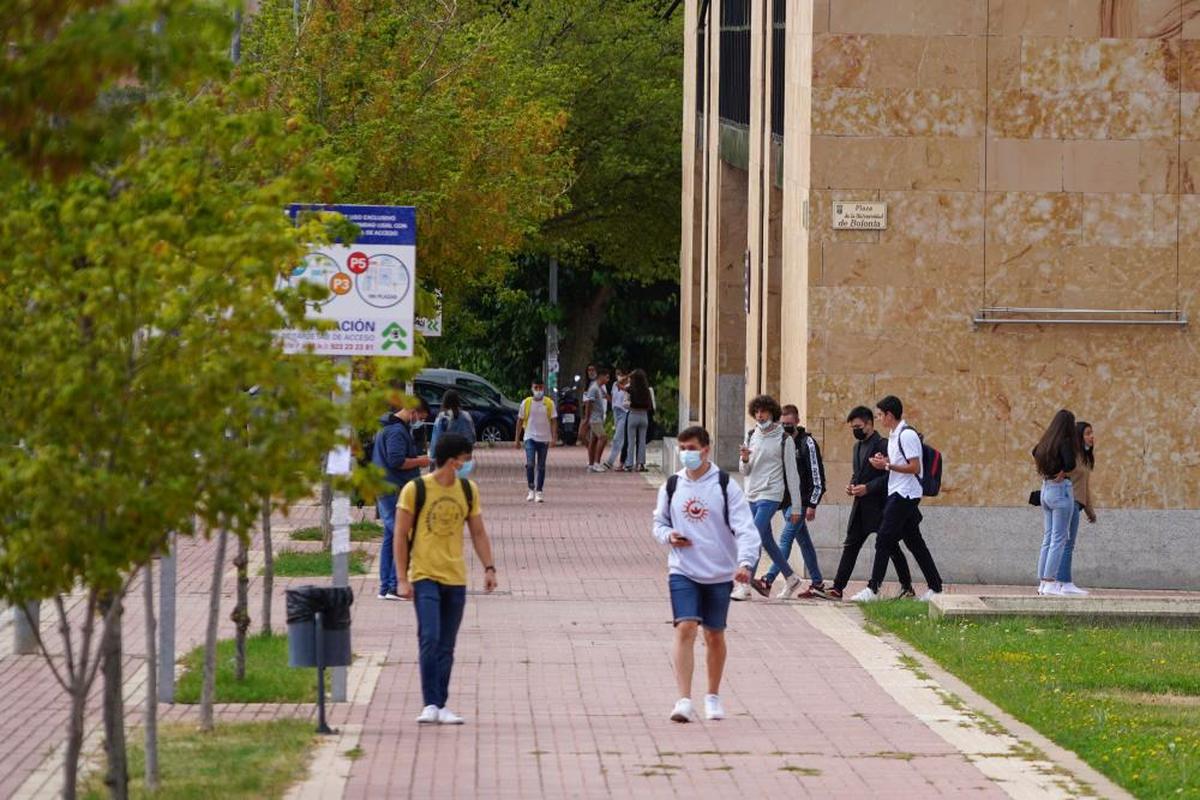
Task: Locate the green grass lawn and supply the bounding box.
[82,720,316,799]
[175,634,318,704]
[264,548,370,577]
[862,601,1200,799]
[288,520,382,542]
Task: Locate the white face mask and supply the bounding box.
[679,449,704,470]
[532,389,544,400]
[757,419,771,430]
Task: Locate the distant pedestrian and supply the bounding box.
[371,397,431,601]
[759,404,829,598]
[581,367,610,472]
[604,369,630,470]
[852,395,944,602]
[395,433,497,725]
[827,406,913,600]
[623,369,653,472]
[1032,409,1079,597]
[735,394,806,601]
[1057,421,1097,596]
[515,380,558,503]
[653,425,757,723]
[429,390,476,468]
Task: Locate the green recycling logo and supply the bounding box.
[381,322,408,351]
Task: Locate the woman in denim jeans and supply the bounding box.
[1057,421,1097,595]
[1032,409,1079,596]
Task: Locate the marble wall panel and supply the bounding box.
[1020,38,1179,93]
[810,136,984,190]
[829,0,987,36]
[819,241,982,288]
[812,88,984,137]
[988,90,1178,140]
[813,35,986,90]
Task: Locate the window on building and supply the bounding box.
[718,0,750,127]
[771,0,785,138]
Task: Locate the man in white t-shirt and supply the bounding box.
[580,367,609,472]
[851,395,944,603]
[515,381,558,503]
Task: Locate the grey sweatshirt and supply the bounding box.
[652,465,760,583]
[738,423,801,505]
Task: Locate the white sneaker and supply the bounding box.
[670,698,698,723]
[776,574,804,599]
[730,583,752,601]
[704,694,726,720]
[437,707,465,725]
[416,704,440,724]
[918,589,940,602]
[850,587,880,602]
[1060,582,1089,596]
[1037,581,1049,595]
[1042,581,1066,596]
[588,464,603,473]
[526,490,535,502]
[534,491,545,503]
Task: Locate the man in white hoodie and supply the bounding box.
[736,394,806,601]
[653,425,758,723]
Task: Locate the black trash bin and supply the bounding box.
[286,585,354,668]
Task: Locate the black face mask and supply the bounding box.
[852,428,868,441]
[782,424,797,435]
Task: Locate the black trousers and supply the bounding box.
[867,495,943,593]
[832,516,912,592]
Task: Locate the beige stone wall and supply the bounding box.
[801,0,1200,511]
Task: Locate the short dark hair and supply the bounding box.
[434,432,473,467]
[876,395,903,420]
[847,405,874,425]
[677,425,710,447]
[781,404,799,418]
[597,367,610,377]
[413,397,431,417]
[748,394,782,421]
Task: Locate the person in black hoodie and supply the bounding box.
[828,406,913,600]
[371,396,431,600]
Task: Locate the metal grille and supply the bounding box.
[696,0,708,113]
[719,0,750,126]
[771,0,785,137]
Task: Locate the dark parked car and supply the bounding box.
[413,380,517,444]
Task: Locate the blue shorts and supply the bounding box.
[668,574,734,631]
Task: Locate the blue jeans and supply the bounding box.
[668,574,733,630]
[765,506,822,585]
[748,499,795,579]
[524,439,549,490]
[1057,502,1082,583]
[1037,479,1074,581]
[377,492,399,594]
[624,410,649,468]
[605,411,628,466]
[412,580,467,708]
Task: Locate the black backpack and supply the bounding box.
[665,470,731,531]
[896,426,943,497]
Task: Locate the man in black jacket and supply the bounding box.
[828,406,913,599]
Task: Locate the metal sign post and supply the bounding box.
[328,359,352,703]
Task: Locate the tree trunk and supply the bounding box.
[200,527,228,732]
[260,495,274,636]
[320,478,333,549]
[561,284,615,389]
[55,588,101,800]
[231,532,250,681]
[142,561,159,790]
[100,588,128,800]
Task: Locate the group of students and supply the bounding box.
[581,364,656,474]
[1032,410,1097,596]
[654,393,946,722]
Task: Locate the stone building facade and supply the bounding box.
[679,0,1200,588]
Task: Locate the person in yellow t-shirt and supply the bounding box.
[394,432,496,726]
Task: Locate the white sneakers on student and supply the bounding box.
[670,698,698,723]
[437,707,465,725]
[417,705,440,724]
[1040,581,1066,596]
[1060,582,1089,596]
[776,574,804,599]
[917,589,940,602]
[730,583,752,601]
[534,491,545,503]
[850,587,880,602]
[526,490,536,502]
[704,694,726,721]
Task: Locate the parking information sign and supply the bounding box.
[279,204,416,356]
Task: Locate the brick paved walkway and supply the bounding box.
[0,446,1146,798]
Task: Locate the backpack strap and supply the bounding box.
[460,477,474,513]
[718,470,730,530]
[665,474,679,527]
[410,477,427,544]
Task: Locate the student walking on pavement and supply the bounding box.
[1058,421,1097,595]
[828,406,914,600]
[395,433,497,725]
[760,404,830,598]
[735,394,806,601]
[604,369,630,470]
[623,369,653,472]
[1033,409,1079,597]
[515,380,558,503]
[581,367,610,472]
[371,397,430,601]
[653,426,758,723]
[429,389,476,466]
[852,396,945,602]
